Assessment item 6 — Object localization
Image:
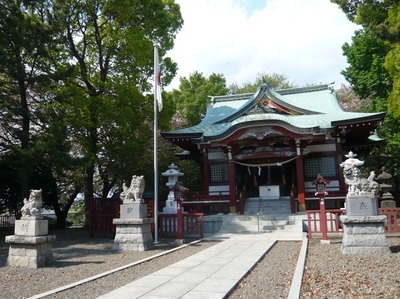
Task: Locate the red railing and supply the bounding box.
[306,208,400,239]
[159,213,204,239]
[307,209,345,239]
[380,207,400,232]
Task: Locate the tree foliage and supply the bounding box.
[0,0,54,201]
[332,0,400,187]
[173,72,229,127]
[331,0,400,117]
[0,0,183,226]
[341,30,392,102]
[229,72,295,94]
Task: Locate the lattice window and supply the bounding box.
[304,156,337,179]
[210,163,229,183]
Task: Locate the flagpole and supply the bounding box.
[153,45,159,244]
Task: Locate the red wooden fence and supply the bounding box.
[159,213,204,239]
[88,198,121,236]
[306,208,400,239]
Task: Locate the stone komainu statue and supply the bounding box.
[120,175,145,203]
[21,189,43,218]
[340,151,380,196]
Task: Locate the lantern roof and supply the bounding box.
[161,163,184,177]
[313,173,330,185]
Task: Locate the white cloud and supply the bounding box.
[166,0,360,90]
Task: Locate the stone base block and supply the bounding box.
[340,215,390,255]
[112,218,154,251]
[342,233,388,247]
[120,203,147,219]
[15,219,48,236]
[6,235,55,268]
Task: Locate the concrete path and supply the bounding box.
[97,232,307,299]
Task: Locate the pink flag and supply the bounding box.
[154,46,163,112]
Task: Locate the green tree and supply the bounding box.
[0,0,57,213]
[332,0,400,187]
[384,3,400,119]
[229,72,295,94]
[173,72,229,127]
[331,0,399,116]
[48,0,183,213]
[341,30,392,102]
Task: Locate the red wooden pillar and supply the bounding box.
[295,140,306,212]
[319,195,328,240]
[228,147,237,213]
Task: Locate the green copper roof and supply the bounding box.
[162,83,385,142]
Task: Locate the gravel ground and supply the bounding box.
[1,229,400,299]
[301,237,400,299]
[228,241,301,299]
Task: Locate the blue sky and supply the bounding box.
[166,0,360,91]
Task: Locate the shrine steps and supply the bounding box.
[203,213,307,238]
[243,196,291,215]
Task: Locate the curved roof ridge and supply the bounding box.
[277,83,334,95]
[209,92,254,103]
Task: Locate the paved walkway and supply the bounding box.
[97,232,307,299]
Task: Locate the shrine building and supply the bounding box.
[161,83,385,214]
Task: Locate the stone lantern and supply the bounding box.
[377,167,395,209]
[162,163,184,213]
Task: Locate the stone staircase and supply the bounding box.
[203,196,307,238]
[217,214,304,235]
[243,196,291,215]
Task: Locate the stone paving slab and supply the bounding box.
[97,235,277,299]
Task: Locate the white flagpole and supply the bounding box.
[153,45,159,244]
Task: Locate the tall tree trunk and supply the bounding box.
[84,124,97,227]
[84,163,95,225]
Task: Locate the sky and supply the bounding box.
[166,0,360,91]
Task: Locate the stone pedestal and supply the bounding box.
[6,219,55,268]
[341,195,390,254]
[112,203,154,251]
[112,218,154,251]
[340,216,390,254]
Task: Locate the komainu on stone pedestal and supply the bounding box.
[340,152,390,255]
[113,175,154,251]
[5,189,56,268]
